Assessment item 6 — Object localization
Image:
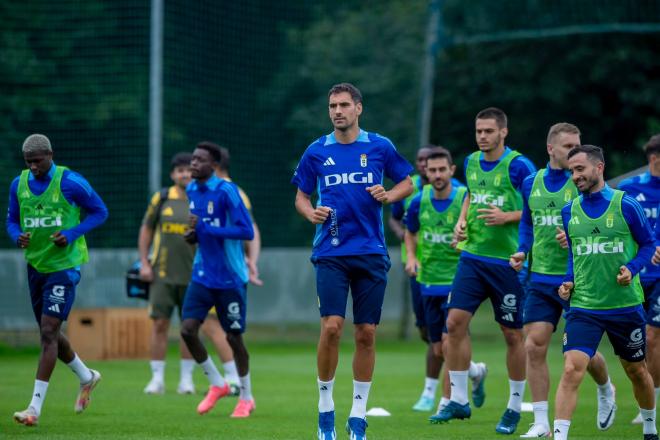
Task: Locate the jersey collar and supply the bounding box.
[324,129,369,146]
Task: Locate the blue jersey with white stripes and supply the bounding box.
[187,175,254,290]
[292,129,413,257]
[618,171,660,282]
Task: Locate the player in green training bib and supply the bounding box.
[402,149,488,421]
[436,108,536,435]
[6,135,108,426]
[509,123,615,437]
[552,145,658,440]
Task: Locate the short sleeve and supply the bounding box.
[291,148,317,195]
[383,139,413,183]
[142,192,161,228]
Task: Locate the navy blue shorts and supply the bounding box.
[563,308,647,362]
[423,295,448,343]
[642,280,660,328]
[182,281,247,334]
[410,276,425,328]
[448,257,524,329]
[312,255,391,324]
[522,282,569,331]
[28,265,80,322]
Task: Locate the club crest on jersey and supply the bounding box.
[564,189,573,202]
[606,213,614,228]
[207,201,214,214]
[360,154,367,168]
[469,172,477,181]
[493,173,502,186]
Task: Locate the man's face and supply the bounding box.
[171,165,192,189]
[24,151,53,179]
[426,157,455,193]
[415,148,432,176]
[569,152,603,193]
[475,118,507,152]
[190,148,215,180]
[649,153,660,176]
[548,132,580,169]
[328,92,362,132]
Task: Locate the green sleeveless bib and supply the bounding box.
[417,185,466,286]
[568,190,644,310]
[528,169,576,275]
[401,174,424,263]
[18,166,89,273]
[464,150,522,260]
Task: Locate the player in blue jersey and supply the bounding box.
[292,83,413,440]
[437,108,536,434]
[509,123,615,437]
[553,145,657,440]
[618,134,660,424]
[7,134,108,426]
[178,142,255,418]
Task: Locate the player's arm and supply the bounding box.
[653,204,660,265]
[245,221,263,286]
[196,188,254,240]
[5,177,31,248]
[511,174,535,270]
[452,192,470,246]
[137,192,160,282]
[373,140,414,204]
[403,196,421,276]
[55,172,108,246]
[618,196,655,285]
[388,201,405,241]
[558,204,575,299]
[295,189,331,224]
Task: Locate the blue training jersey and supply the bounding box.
[187,175,254,290]
[618,171,660,282]
[292,129,413,257]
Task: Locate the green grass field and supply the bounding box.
[0,325,647,440]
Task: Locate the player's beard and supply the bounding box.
[432,179,447,192]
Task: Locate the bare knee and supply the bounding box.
[354,324,376,350]
[432,341,444,359]
[501,326,523,347]
[624,361,650,383]
[524,336,548,362]
[180,319,200,341]
[152,319,170,335]
[446,311,469,336]
[321,318,344,344]
[562,358,588,384]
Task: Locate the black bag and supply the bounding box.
[125,187,170,300]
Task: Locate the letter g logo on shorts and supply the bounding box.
[227,302,240,315]
[52,285,66,297]
[503,294,517,307]
[630,328,643,343]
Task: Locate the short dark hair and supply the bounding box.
[476,107,508,129]
[170,152,192,170]
[567,144,605,165]
[218,146,231,173]
[328,83,362,104]
[644,134,660,158]
[196,141,222,163]
[426,146,453,166]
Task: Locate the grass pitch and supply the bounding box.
[0,324,646,439]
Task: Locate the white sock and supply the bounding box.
[223,360,240,384]
[507,379,526,412]
[439,397,450,410]
[318,377,335,413]
[29,380,49,415]
[553,419,570,440]
[532,401,549,428]
[641,407,658,435]
[67,354,93,383]
[150,360,165,383]
[596,377,614,398]
[180,359,195,382]
[199,357,225,387]
[467,361,480,379]
[422,377,439,399]
[449,370,469,405]
[349,380,371,419]
[239,373,253,401]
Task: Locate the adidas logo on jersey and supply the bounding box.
[48,304,61,313]
[591,226,601,234]
[632,349,644,358]
[636,193,646,202]
[323,157,336,166]
[478,180,486,187]
[546,201,556,208]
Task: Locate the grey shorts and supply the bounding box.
[149,280,187,319]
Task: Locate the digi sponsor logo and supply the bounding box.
[644,207,658,219]
[573,236,625,256]
[23,216,63,228]
[422,231,453,245]
[324,172,374,187]
[532,208,562,227]
[470,193,505,207]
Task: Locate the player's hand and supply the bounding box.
[617,265,632,286]
[404,258,419,277]
[653,246,660,265]
[17,232,31,249]
[509,252,526,272]
[247,259,264,286]
[189,214,199,229]
[50,231,68,247]
[183,229,197,244]
[476,204,509,226]
[558,282,574,300]
[366,185,390,204]
[451,219,467,247]
[308,206,331,224]
[555,227,568,249]
[139,261,154,282]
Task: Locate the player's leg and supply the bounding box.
[637,280,660,424]
[586,351,617,430]
[345,254,390,440]
[201,313,240,394]
[180,282,229,415]
[414,295,443,412]
[145,280,175,394]
[313,256,351,440]
[174,285,196,395]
